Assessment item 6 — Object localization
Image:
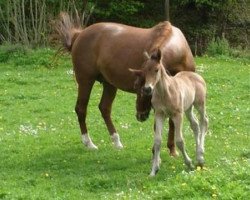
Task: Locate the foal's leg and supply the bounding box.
[75,79,98,149]
[150,112,165,176]
[172,113,194,169]
[99,82,123,149]
[196,104,209,166]
[185,106,201,165]
[167,119,178,157]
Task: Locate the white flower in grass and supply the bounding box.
[120,122,129,129]
[19,124,38,135]
[66,69,74,76]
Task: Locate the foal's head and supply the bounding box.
[130,49,163,97]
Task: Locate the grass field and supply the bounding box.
[0,49,249,199]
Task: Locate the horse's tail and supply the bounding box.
[56,12,81,52]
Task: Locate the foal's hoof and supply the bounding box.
[188,164,195,171]
[149,169,159,177]
[185,161,195,171]
[196,161,205,169]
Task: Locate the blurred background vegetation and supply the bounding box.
[0,0,249,56]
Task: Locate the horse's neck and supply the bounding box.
[155,67,172,98]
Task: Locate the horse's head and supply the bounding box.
[134,76,152,122]
[129,49,163,122]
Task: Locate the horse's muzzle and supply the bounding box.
[142,86,153,96]
[136,111,150,122]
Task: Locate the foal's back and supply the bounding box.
[173,71,206,109]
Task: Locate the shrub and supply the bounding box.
[0,43,71,69]
[0,43,29,62]
[206,37,230,56]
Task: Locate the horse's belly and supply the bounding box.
[100,65,136,92]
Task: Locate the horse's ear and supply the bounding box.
[129,68,143,77]
[151,48,162,62]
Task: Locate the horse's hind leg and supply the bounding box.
[75,79,98,149]
[99,82,123,149]
[172,113,194,170]
[185,106,201,165]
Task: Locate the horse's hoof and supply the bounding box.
[112,133,123,149]
[85,142,98,150]
[82,135,98,150]
[170,150,179,157]
[84,142,98,150]
[114,142,123,149]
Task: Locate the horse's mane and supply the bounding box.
[149,21,172,53]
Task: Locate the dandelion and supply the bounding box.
[181,183,187,186]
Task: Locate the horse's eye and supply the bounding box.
[155,69,158,73]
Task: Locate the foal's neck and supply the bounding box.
[155,66,172,97]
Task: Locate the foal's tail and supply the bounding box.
[56,12,82,52]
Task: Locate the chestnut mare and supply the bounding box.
[130,49,208,176]
[56,13,195,153]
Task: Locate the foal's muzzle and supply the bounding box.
[142,86,152,96]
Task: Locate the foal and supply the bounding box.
[130,49,208,176]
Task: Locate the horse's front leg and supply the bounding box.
[150,112,165,176]
[167,119,178,157]
[99,82,123,149]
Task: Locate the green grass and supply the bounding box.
[0,49,249,199]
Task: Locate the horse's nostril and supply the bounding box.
[143,87,152,95]
[136,112,149,122]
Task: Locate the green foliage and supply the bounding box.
[207,37,230,56]
[0,50,249,199]
[93,0,144,24]
[0,43,29,63]
[0,44,71,68]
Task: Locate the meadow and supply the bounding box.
[0,49,249,199]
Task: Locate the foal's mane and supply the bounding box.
[149,21,172,53]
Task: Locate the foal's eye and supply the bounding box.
[155,69,158,73]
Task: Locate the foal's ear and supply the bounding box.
[151,48,162,62]
[143,51,150,60]
[129,68,143,77]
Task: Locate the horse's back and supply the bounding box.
[72,22,152,91]
[71,21,196,91]
[162,26,195,74]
